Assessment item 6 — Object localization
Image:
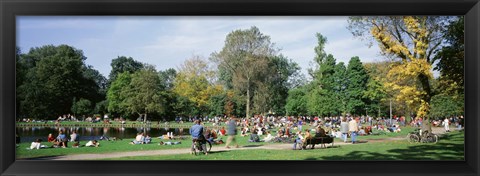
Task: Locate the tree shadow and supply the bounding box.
[242,144,264,148]
[304,132,464,161]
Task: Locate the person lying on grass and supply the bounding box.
[28,139,47,150]
[158,141,181,145]
[85,140,100,147]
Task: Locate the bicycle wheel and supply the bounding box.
[408,134,420,143]
[425,134,438,144]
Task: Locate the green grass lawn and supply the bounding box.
[108,131,464,161]
[17,126,459,160]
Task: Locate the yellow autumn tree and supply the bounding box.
[173,56,223,114]
[348,16,450,118]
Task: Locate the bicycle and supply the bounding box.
[192,138,212,156]
[407,129,438,144]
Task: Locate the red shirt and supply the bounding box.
[48,137,55,142]
[220,129,226,135]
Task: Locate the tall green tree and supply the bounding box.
[285,87,308,116]
[211,26,277,118]
[123,66,166,122]
[71,98,93,117]
[429,94,463,119]
[107,72,132,117]
[306,34,339,116]
[433,16,464,97]
[17,45,101,119]
[108,56,144,85]
[332,62,348,115]
[345,56,369,115]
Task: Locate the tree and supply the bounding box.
[363,77,387,117]
[71,98,93,117]
[332,62,348,115]
[107,72,132,116]
[173,56,224,116]
[285,87,308,116]
[306,34,338,116]
[17,45,101,119]
[429,94,463,119]
[211,26,277,118]
[433,16,464,97]
[108,56,144,85]
[123,66,166,122]
[345,56,369,115]
[348,16,451,117]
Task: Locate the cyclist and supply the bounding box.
[189,120,208,155]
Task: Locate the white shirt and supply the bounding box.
[86,141,98,147]
[30,142,41,149]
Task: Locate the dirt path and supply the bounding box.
[43,127,452,160]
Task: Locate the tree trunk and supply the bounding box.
[144,111,147,124]
[418,73,432,103]
[246,87,250,118]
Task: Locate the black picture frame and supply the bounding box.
[1,0,479,176]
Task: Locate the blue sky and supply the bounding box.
[17,16,384,78]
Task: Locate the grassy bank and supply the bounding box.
[109,131,464,160]
[17,126,417,159]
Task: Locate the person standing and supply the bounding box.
[443,117,450,132]
[297,117,303,132]
[340,117,349,143]
[189,120,207,155]
[348,117,359,144]
[225,117,239,149]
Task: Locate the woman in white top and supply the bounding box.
[29,139,43,150]
[86,140,99,147]
[262,131,274,142]
[443,118,450,132]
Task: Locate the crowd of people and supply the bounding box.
[27,130,100,150]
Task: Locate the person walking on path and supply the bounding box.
[340,117,349,143]
[225,117,239,149]
[348,117,359,144]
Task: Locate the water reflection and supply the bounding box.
[17,127,190,143]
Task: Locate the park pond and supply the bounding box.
[16,126,191,143]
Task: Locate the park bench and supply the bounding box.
[303,135,334,149]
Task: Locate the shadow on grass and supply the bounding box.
[207,150,229,154]
[304,132,464,161]
[19,155,65,160]
[242,144,264,148]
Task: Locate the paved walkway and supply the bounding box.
[42,127,452,160]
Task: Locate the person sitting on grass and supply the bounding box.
[248,130,261,142]
[56,131,68,148]
[130,132,145,144]
[144,134,152,144]
[262,131,274,142]
[47,133,55,143]
[240,128,248,137]
[86,140,100,147]
[70,131,80,147]
[204,129,215,144]
[29,139,47,150]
